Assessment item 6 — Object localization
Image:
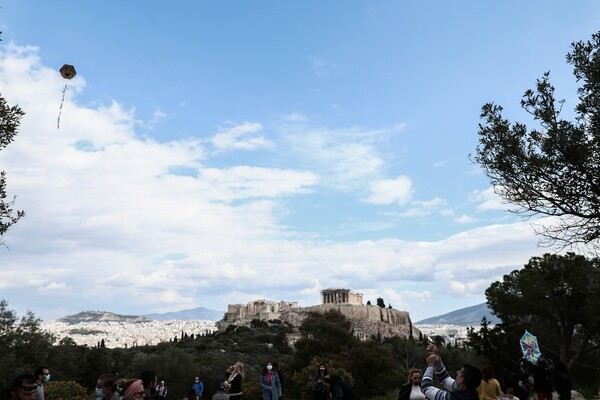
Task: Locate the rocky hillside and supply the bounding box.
[59,311,150,324]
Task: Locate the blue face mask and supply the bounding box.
[44,374,51,383]
[96,388,105,399]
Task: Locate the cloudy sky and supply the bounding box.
[0,2,598,322]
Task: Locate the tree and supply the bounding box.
[0,95,25,245]
[473,31,600,250]
[376,297,385,308]
[485,253,600,369]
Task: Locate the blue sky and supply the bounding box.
[1,2,598,322]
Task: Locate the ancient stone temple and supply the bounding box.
[321,288,363,305]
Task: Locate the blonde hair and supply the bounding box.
[234,362,245,378]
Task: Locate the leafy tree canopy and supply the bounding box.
[473,31,600,250]
[485,253,600,369]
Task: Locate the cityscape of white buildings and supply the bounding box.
[40,320,218,348]
[415,324,483,346]
[38,318,480,349]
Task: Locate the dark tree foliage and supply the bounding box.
[0,300,54,390]
[376,297,385,308]
[473,31,600,250]
[484,253,600,369]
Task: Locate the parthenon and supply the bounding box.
[321,288,363,305]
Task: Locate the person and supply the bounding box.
[313,363,329,400]
[477,365,501,400]
[211,383,229,400]
[554,361,572,400]
[323,374,360,400]
[155,381,167,400]
[260,362,282,400]
[421,343,482,400]
[96,373,120,400]
[532,356,554,400]
[33,367,50,400]
[505,387,519,400]
[122,379,146,400]
[192,376,204,400]
[8,374,37,400]
[140,371,159,400]
[399,369,426,400]
[224,362,245,400]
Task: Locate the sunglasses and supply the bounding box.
[22,386,38,393]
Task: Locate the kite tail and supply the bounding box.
[57,83,68,129]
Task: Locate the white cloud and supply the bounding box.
[363,176,413,205]
[0,44,548,322]
[210,122,273,151]
[308,55,337,78]
[471,187,507,211]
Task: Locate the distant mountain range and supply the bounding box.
[58,307,224,324]
[415,303,501,325]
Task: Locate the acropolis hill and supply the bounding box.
[217,288,420,341]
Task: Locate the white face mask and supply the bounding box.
[267,365,272,371]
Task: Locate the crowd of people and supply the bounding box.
[2,352,584,400]
[417,344,575,400]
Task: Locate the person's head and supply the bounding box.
[217,382,226,392]
[318,363,328,375]
[140,371,157,392]
[96,374,118,400]
[505,388,515,398]
[123,379,145,400]
[234,361,245,378]
[159,381,165,387]
[263,362,273,374]
[408,368,422,386]
[33,367,50,384]
[9,375,37,400]
[194,376,200,384]
[456,364,482,391]
[481,365,495,381]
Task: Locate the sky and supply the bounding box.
[1,1,599,323]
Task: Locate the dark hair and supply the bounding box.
[481,365,495,381]
[140,371,156,388]
[33,367,47,379]
[12,375,36,390]
[506,388,515,395]
[98,374,118,392]
[462,364,482,391]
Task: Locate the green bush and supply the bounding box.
[45,381,88,400]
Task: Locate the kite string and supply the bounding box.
[57,83,68,129]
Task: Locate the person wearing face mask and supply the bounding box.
[96,374,120,400]
[33,367,50,400]
[192,376,204,400]
[260,362,282,400]
[313,363,329,400]
[399,369,426,400]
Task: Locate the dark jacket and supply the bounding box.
[328,375,360,400]
[398,383,413,400]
